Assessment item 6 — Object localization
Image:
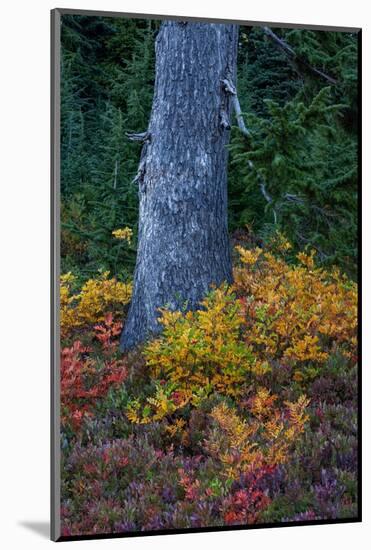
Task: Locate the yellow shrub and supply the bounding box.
[126,243,356,426]
[234,245,357,373]
[145,285,254,398]
[126,382,192,424]
[60,271,132,337]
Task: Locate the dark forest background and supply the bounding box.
[60,15,358,280]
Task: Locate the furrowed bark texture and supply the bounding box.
[120,21,238,351]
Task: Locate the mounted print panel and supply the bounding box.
[51,8,361,542]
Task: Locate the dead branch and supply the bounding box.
[262,26,338,86]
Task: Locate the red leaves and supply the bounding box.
[118,456,130,468]
[83,463,99,476]
[223,487,271,525]
[61,314,127,430]
[94,313,122,351]
[178,468,201,501]
[222,466,274,525]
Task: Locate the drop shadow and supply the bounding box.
[18,521,50,539]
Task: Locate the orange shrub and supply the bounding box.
[234,244,357,379]
[205,390,310,480]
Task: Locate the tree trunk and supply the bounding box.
[120,21,239,351]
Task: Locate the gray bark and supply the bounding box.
[120,21,238,351]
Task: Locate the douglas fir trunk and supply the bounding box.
[120,21,239,351]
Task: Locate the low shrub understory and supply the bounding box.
[60,241,358,536]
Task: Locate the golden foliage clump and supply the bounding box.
[60,271,132,337]
[126,239,356,427]
[205,390,310,480]
[234,242,357,375]
[126,381,193,425]
[126,286,257,426]
[112,226,133,244]
[144,285,255,398]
